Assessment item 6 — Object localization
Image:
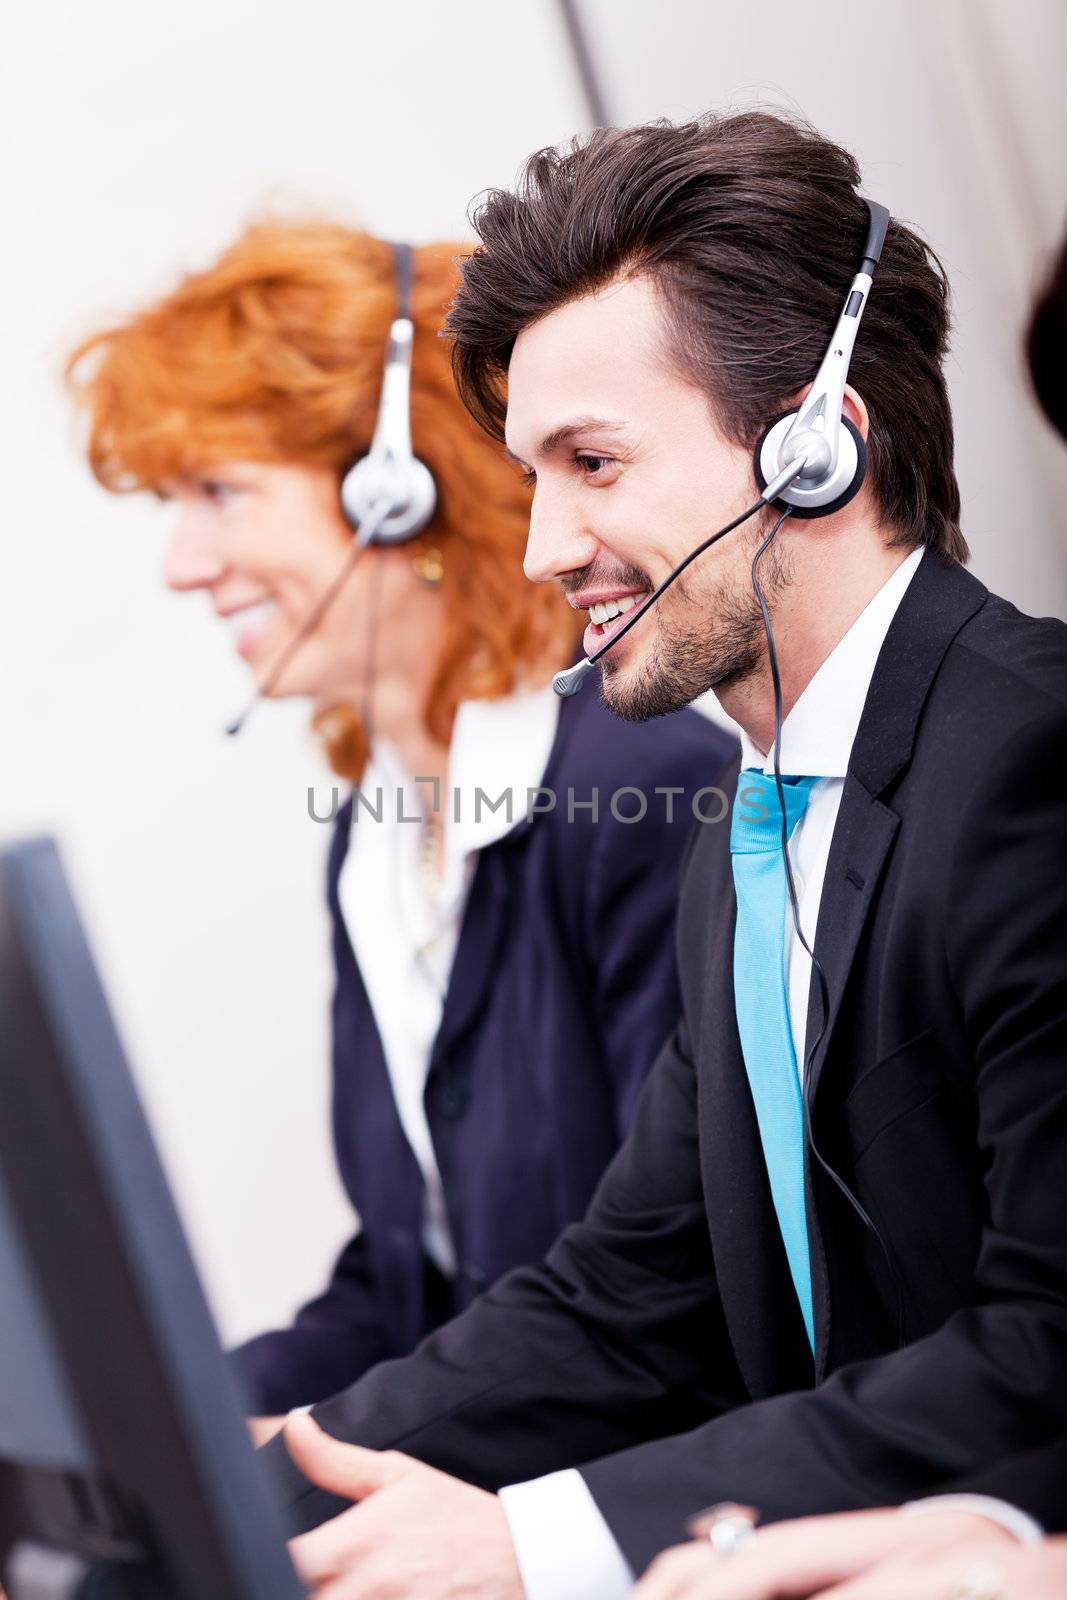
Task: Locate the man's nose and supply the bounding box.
[523,484,599,585]
[163,514,225,591]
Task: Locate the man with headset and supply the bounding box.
[623,193,1067,1600]
[259,110,1067,1599]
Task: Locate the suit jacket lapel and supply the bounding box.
[803,784,899,1101]
[430,845,515,1068]
[846,554,989,798]
[802,554,990,1372]
[803,780,898,1376]
[807,553,990,1096]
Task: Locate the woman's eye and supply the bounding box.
[200,480,238,504]
[519,468,537,488]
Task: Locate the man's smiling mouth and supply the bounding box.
[569,587,652,639]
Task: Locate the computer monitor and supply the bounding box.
[0,836,303,1600]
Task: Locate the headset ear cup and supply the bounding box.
[753,410,868,520]
[338,452,437,544]
[373,455,437,544]
[339,455,367,533]
[753,409,795,497]
[824,416,868,518]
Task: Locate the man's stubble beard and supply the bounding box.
[599,532,791,723]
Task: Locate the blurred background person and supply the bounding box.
[65,221,736,1414]
[1028,218,1067,442]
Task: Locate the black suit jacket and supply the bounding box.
[263,554,1067,1577]
[950,1437,1067,1531]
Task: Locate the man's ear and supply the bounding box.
[842,383,869,441]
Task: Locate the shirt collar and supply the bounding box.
[739,547,924,778]
[445,682,561,866]
[361,681,561,904]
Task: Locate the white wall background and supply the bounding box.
[1,0,587,1344]
[2,0,1064,1346]
[573,0,1067,616]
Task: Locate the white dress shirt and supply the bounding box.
[337,684,560,1277]
[502,548,1032,1593]
[744,546,923,1069]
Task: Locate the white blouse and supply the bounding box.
[336,684,561,1276]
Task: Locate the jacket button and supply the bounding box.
[434,1077,471,1119]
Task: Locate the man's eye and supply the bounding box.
[576,454,613,479]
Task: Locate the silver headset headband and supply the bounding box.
[339,241,437,545]
[777,200,891,484]
[369,242,416,479]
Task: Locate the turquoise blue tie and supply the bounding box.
[730,767,819,1353]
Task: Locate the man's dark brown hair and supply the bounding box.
[448,111,967,561]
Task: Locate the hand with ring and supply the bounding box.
[690,1504,760,1559]
[630,1506,1024,1599]
[780,1540,1067,1600]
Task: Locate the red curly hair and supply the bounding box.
[65,222,579,779]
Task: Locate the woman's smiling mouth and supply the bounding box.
[221,598,280,659]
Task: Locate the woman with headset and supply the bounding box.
[66,221,736,1417]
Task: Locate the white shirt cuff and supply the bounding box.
[499,1468,634,1600]
[902,1494,1044,1547]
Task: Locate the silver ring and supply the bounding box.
[949,1561,1005,1600]
[692,1502,758,1559]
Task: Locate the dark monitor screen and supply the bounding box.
[0,836,303,1600]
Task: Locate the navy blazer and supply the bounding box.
[235,691,736,1410]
